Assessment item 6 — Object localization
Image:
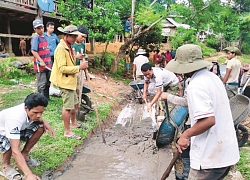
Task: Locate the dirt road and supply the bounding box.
[54,101,175,180]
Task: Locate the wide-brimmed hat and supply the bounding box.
[136,49,146,55]
[223,46,242,56]
[166,44,212,74]
[33,19,44,28]
[58,25,84,36]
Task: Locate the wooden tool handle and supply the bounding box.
[161,151,180,180]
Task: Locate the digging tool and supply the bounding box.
[88,82,106,144]
[161,149,180,180]
[37,60,52,71]
[144,99,158,139]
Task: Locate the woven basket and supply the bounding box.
[229,94,250,125]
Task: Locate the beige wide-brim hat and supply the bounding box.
[136,48,146,55]
[58,25,84,36]
[166,44,212,74]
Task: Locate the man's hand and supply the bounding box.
[43,121,55,137]
[26,173,41,180]
[79,60,88,70]
[146,102,153,112]
[38,61,46,67]
[75,53,84,59]
[177,133,190,153]
[161,92,169,100]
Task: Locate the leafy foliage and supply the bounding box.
[0,59,23,79]
[170,27,197,50]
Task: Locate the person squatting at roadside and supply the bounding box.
[166,44,239,180]
[133,49,149,80]
[141,63,179,113]
[50,25,88,140]
[0,93,55,180]
[31,19,52,101]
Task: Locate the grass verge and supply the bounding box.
[0,85,113,177]
[237,145,250,179]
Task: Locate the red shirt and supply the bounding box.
[153,53,161,65]
[165,52,172,62]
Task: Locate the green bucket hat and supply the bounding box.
[166,44,212,74]
[223,46,242,56]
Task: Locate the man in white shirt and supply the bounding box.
[166,44,239,179]
[222,48,241,97]
[0,93,54,180]
[133,49,149,80]
[222,49,241,85]
[141,63,179,112]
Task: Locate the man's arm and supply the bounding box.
[150,87,162,107]
[177,116,215,153]
[31,50,45,67]
[10,139,39,179]
[222,68,232,84]
[133,64,136,78]
[142,81,149,100]
[38,120,55,137]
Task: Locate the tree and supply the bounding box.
[57,0,123,59]
[110,0,167,72]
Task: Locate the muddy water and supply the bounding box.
[54,102,175,180]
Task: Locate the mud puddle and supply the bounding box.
[54,101,175,180]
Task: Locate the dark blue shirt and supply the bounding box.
[44,32,60,56]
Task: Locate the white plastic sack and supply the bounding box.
[49,86,61,97]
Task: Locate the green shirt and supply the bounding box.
[71,42,86,65]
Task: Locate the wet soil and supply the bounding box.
[54,101,175,180]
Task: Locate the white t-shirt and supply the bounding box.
[144,67,179,88]
[133,55,149,76]
[0,103,30,139]
[187,69,239,170]
[226,57,241,83]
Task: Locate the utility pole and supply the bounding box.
[131,0,135,36]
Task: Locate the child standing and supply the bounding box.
[19,38,26,56]
[125,51,131,74]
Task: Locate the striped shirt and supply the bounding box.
[31,34,52,72]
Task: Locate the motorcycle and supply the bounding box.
[77,84,94,121]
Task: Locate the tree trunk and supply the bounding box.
[110,17,164,72]
[90,38,96,55]
[101,42,109,66]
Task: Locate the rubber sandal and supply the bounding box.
[65,134,82,140]
[26,158,41,167]
[77,124,87,130]
[0,168,22,180]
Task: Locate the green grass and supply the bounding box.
[0,83,113,177]
[237,145,250,179]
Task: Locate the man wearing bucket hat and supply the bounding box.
[31,19,52,101]
[166,44,239,179]
[50,25,88,140]
[222,47,241,97]
[133,48,149,80]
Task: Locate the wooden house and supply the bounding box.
[0,0,64,56]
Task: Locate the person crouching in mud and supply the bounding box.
[0,93,55,180]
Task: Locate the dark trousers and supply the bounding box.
[37,70,51,99]
[188,166,231,180]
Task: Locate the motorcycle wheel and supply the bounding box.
[236,124,249,147]
[79,94,92,115]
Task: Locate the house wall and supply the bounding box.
[0,0,64,55]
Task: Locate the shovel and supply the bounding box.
[144,99,158,139]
